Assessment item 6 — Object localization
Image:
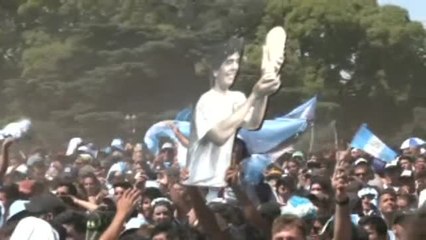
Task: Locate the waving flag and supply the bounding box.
[238,118,307,154]
[277,96,317,121]
[144,120,190,155]
[175,107,193,122]
[351,124,397,162]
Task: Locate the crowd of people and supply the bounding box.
[0,133,425,240]
[0,28,424,240]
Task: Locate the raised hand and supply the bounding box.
[116,188,141,217]
[332,160,349,202]
[252,75,281,98]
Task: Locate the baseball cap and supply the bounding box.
[161,142,173,150]
[354,158,369,166]
[400,170,414,178]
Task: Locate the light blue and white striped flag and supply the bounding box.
[276,96,317,121]
[351,124,397,162]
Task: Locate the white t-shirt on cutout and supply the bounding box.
[185,89,251,187]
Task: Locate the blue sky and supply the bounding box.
[378,0,426,22]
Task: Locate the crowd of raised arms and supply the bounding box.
[0,134,425,240]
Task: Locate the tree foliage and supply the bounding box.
[0,0,425,146]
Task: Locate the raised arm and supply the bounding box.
[0,138,14,182]
[206,76,280,146]
[332,154,352,240]
[187,186,231,240]
[169,123,189,148]
[99,188,141,240]
[225,166,270,235]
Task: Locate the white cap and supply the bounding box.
[111,138,124,151]
[354,158,368,166]
[384,160,399,169]
[161,142,173,150]
[145,180,160,189]
[357,187,379,199]
[400,170,414,178]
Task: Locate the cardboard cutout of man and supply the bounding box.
[185,37,282,187]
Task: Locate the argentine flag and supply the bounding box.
[351,124,397,162]
[276,96,317,121]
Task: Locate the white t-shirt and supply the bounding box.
[185,89,247,187]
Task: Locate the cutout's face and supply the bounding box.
[213,52,240,90]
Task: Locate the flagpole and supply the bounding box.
[331,120,338,151]
[309,122,315,153]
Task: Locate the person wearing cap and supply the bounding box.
[383,161,402,192]
[352,158,372,186]
[356,187,380,217]
[399,170,415,194]
[185,37,281,187]
[399,155,414,171]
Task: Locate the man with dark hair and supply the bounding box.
[271,214,307,240]
[359,216,388,240]
[112,182,133,201]
[399,155,414,171]
[55,181,78,197]
[378,188,397,227]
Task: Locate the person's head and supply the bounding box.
[54,210,87,240]
[55,181,78,197]
[309,176,332,196]
[352,159,371,184]
[272,214,307,240]
[276,176,297,201]
[30,161,47,180]
[415,155,426,173]
[112,182,133,201]
[399,170,415,194]
[379,188,397,215]
[150,222,179,240]
[209,37,244,91]
[285,159,301,177]
[25,193,67,221]
[0,184,20,207]
[392,213,412,240]
[396,192,414,211]
[151,198,174,225]
[81,173,101,197]
[399,156,414,170]
[358,187,379,213]
[140,187,163,218]
[383,163,401,186]
[359,216,388,240]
